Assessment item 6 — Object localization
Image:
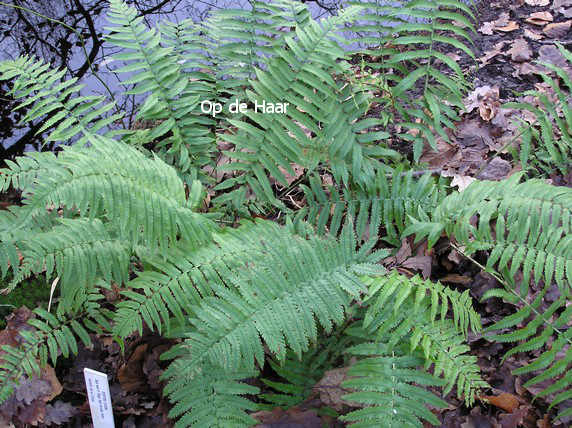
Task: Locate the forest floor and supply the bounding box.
[1,0,572,427]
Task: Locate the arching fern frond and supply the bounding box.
[105,0,215,181]
[296,170,446,245]
[505,43,572,176]
[345,0,476,159]
[214,6,367,206]
[0,136,212,254]
[362,272,486,404]
[6,219,132,306]
[475,276,572,422]
[112,220,289,338]
[340,341,448,428]
[406,175,572,292]
[0,293,111,404]
[0,56,121,145]
[160,225,386,426]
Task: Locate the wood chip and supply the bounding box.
[526,0,549,5]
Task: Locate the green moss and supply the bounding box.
[0,275,51,329]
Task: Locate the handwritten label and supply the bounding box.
[84,368,115,428]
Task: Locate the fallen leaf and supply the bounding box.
[14,377,52,405]
[508,39,532,63]
[543,20,572,37]
[441,273,472,284]
[118,343,149,392]
[40,365,62,402]
[478,157,512,180]
[526,0,549,5]
[313,366,353,412]
[482,392,519,412]
[524,11,554,25]
[479,13,520,34]
[44,401,75,426]
[450,175,476,191]
[497,21,520,32]
[17,400,46,426]
[499,405,531,428]
[513,62,541,78]
[478,41,510,66]
[539,44,569,68]
[524,28,544,40]
[253,407,323,427]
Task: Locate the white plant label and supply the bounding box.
[83,368,115,428]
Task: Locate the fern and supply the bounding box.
[340,341,448,427]
[0,1,504,426]
[345,0,476,159]
[0,292,111,403]
[405,176,572,421]
[0,56,121,145]
[0,136,212,255]
[406,175,572,292]
[505,43,572,175]
[112,220,290,338]
[296,169,446,245]
[105,0,216,182]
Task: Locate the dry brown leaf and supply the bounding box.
[526,0,549,5]
[478,41,510,66]
[479,157,512,180]
[118,343,148,392]
[524,11,554,25]
[450,175,476,191]
[479,13,520,34]
[524,27,545,40]
[497,21,520,32]
[41,366,62,402]
[508,39,532,62]
[481,392,519,413]
[539,44,569,68]
[543,20,572,37]
[313,366,354,412]
[441,274,472,284]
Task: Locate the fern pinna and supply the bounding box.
[0,0,570,426]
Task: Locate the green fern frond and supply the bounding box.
[260,333,351,408]
[7,219,132,304]
[406,175,572,292]
[1,136,212,254]
[346,0,476,159]
[340,341,448,428]
[163,364,259,428]
[0,56,121,145]
[361,272,486,404]
[112,220,288,338]
[484,285,572,421]
[296,169,446,244]
[203,0,311,92]
[214,6,366,206]
[0,293,110,404]
[105,0,215,181]
[505,43,572,175]
[160,225,386,425]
